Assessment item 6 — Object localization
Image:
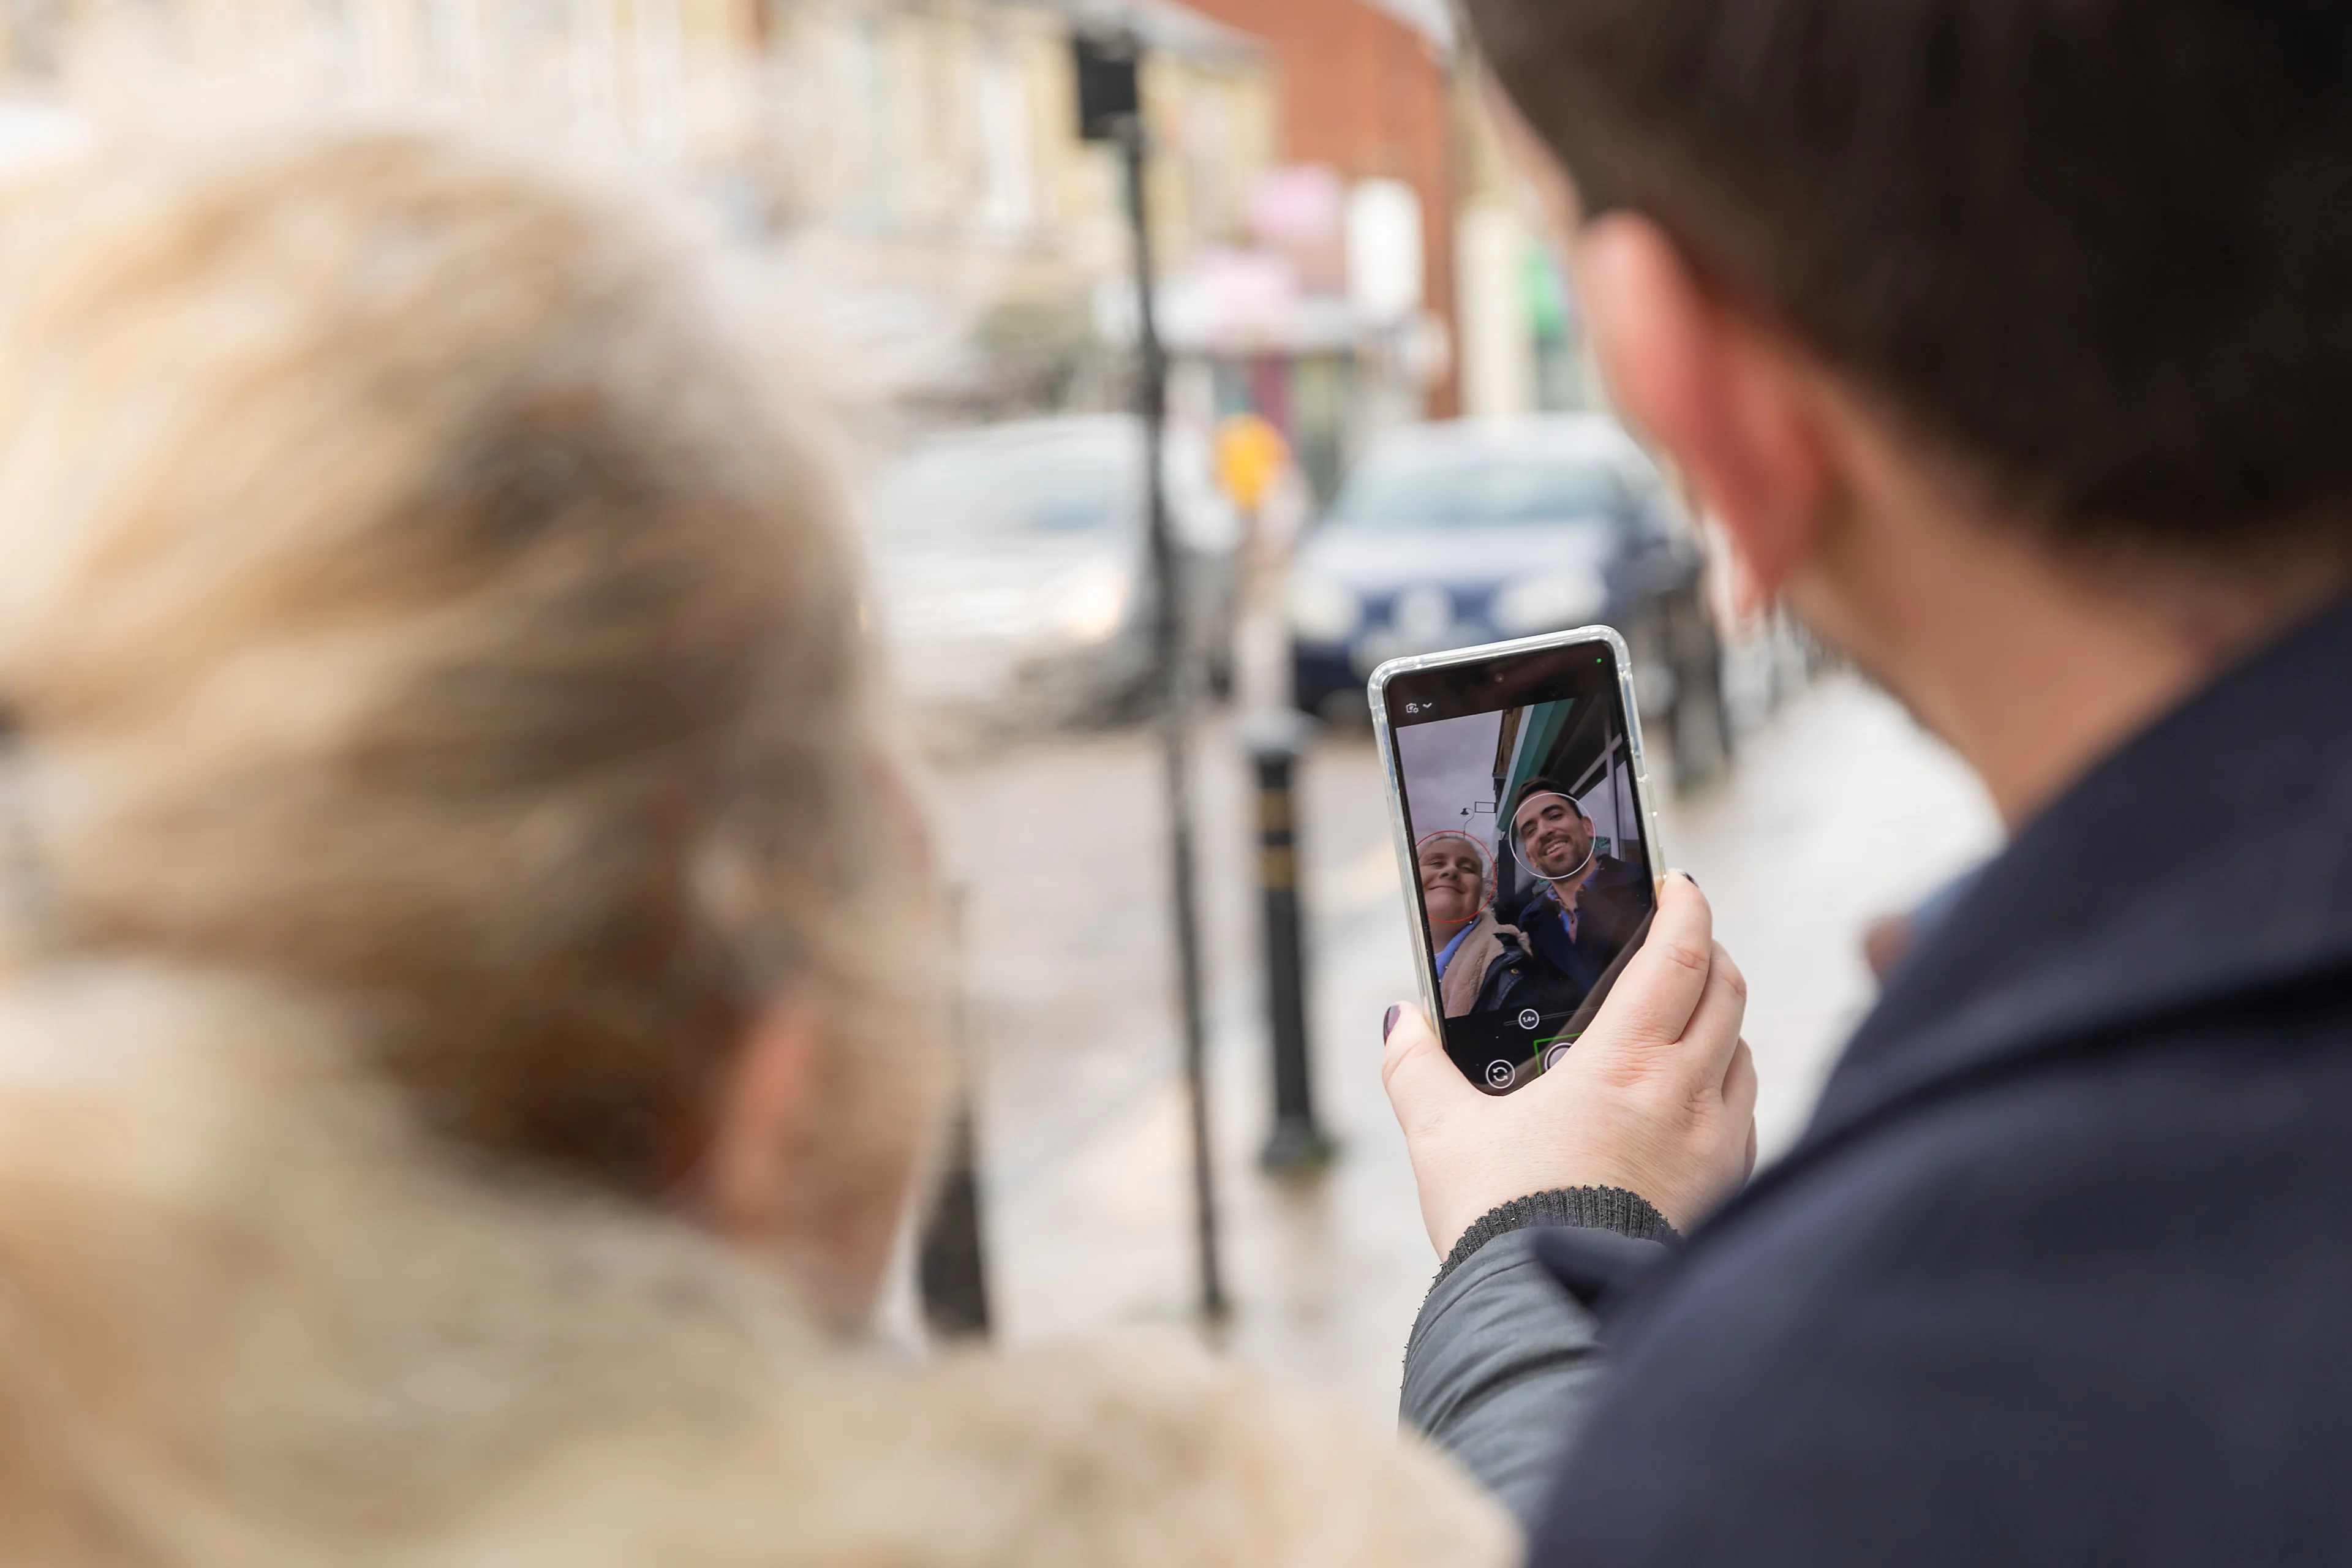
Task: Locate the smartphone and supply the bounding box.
[1370,627,1667,1095]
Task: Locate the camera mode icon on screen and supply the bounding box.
[1517,1008,1541,1030]
[1484,1060,1514,1089]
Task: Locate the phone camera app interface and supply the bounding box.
[1390,647,1656,1095]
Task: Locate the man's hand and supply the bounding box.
[1383,872,1758,1256]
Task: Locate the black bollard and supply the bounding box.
[917,886,990,1339]
[918,1096,991,1340]
[1249,713,1335,1172]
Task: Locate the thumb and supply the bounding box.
[1381,1002,1474,1126]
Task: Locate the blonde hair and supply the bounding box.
[0,124,939,1204]
[1417,831,1491,865]
[0,124,1523,1568]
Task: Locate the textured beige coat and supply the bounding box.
[1440,912,1520,1019]
[0,967,1517,1568]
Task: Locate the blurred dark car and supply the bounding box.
[865,417,1241,725]
[1288,416,1728,781]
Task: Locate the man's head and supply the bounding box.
[1466,0,2352,563]
[1512,781,1595,880]
[1417,832,1491,928]
[1467,1,2352,820]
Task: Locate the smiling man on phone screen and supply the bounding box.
[1382,1,2352,1561]
[1504,779,1651,1006]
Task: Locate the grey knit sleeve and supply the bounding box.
[1399,1189,1676,1525]
[1433,1185,1679,1291]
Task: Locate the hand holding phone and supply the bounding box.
[1382,872,1757,1253]
[1369,627,1754,1251]
[1374,628,1672,1090]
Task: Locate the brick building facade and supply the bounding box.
[1177,0,1460,417]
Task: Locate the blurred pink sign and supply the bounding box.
[1246,164,1344,251]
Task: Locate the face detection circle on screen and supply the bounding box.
[1508,790,1597,886]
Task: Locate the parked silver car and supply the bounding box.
[864,417,1241,724]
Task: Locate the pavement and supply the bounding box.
[899,654,2000,1431]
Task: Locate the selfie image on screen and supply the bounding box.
[1393,673,1657,1094]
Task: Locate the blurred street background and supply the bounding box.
[0,0,2000,1428]
[937,644,1998,1428]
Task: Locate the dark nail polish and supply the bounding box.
[1383,1004,1403,1041]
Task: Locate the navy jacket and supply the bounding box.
[1470,858,1657,1020]
[1411,594,2352,1562]
[1540,594,2352,1562]
[1515,856,1654,997]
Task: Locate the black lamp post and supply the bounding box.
[1072,23,1226,1322]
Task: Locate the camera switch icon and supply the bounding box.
[1484,1060,1514,1089]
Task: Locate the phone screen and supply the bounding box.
[1382,639,1659,1095]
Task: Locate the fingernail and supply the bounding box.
[1673,868,1699,888]
[1383,1003,1403,1040]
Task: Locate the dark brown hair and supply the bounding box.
[1468,0,2352,559]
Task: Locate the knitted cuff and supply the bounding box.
[1432,1186,1681,1291]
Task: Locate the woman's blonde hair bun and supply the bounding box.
[0,124,942,1201]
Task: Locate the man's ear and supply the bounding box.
[704,997,825,1242]
[1574,214,1834,613]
